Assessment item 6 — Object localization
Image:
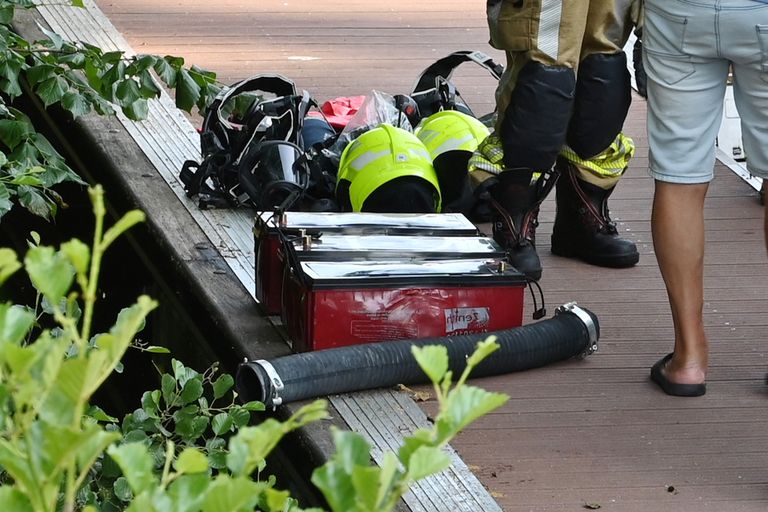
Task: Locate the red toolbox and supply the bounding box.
[253,211,480,315]
[281,258,527,352]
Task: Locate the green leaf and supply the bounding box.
[175,447,209,474]
[172,359,198,386]
[60,238,90,277]
[188,65,216,88]
[0,440,38,505]
[115,78,141,107]
[0,247,21,286]
[71,0,85,7]
[26,421,101,486]
[175,413,208,440]
[200,475,263,512]
[0,486,34,512]
[161,373,177,405]
[61,90,91,118]
[263,487,292,511]
[38,24,64,50]
[175,68,201,112]
[241,401,265,412]
[211,412,233,436]
[84,58,102,91]
[123,98,149,121]
[106,296,157,362]
[75,425,122,480]
[0,303,35,345]
[107,443,157,495]
[152,57,176,85]
[128,54,157,74]
[113,476,133,502]
[25,64,56,87]
[441,385,509,436]
[180,377,204,404]
[144,345,170,354]
[229,407,250,429]
[142,389,161,411]
[101,210,145,251]
[0,119,30,149]
[0,6,15,26]
[24,245,74,301]
[102,51,125,65]
[17,186,53,220]
[0,183,11,221]
[406,445,451,481]
[226,420,284,477]
[168,474,210,512]
[41,355,105,425]
[58,51,87,68]
[36,76,69,107]
[412,345,449,385]
[349,465,382,511]
[10,174,43,186]
[375,451,401,508]
[87,404,118,423]
[100,61,126,101]
[465,337,499,369]
[137,69,161,98]
[0,72,23,99]
[212,374,234,399]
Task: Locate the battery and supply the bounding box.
[254,211,480,315]
[285,233,505,261]
[281,258,526,352]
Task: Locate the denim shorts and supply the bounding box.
[644,0,768,183]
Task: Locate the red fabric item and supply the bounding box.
[308,95,367,130]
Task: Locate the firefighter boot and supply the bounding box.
[551,158,639,267]
[488,170,558,281]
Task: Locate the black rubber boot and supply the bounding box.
[551,158,639,267]
[488,170,558,281]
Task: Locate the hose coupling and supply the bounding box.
[555,301,599,358]
[255,359,285,409]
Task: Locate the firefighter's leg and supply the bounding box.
[551,0,639,267]
[552,135,640,267]
[485,0,589,279]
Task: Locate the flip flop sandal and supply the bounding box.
[650,353,706,397]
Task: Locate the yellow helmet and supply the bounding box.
[414,111,489,213]
[336,124,441,213]
[415,110,490,158]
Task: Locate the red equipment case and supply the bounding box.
[253,211,480,314]
[281,258,527,352]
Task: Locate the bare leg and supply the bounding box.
[651,181,709,385]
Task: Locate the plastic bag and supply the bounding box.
[325,90,413,167]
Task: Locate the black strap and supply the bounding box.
[411,50,503,95]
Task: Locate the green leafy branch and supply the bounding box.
[0,0,222,222]
[312,338,510,512]
[0,184,512,511]
[0,185,154,512]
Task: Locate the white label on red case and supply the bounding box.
[444,307,490,335]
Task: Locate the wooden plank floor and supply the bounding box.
[95,1,768,510]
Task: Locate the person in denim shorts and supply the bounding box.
[644,0,768,396]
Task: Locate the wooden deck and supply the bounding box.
[85,1,768,510]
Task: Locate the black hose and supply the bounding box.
[236,302,599,408]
